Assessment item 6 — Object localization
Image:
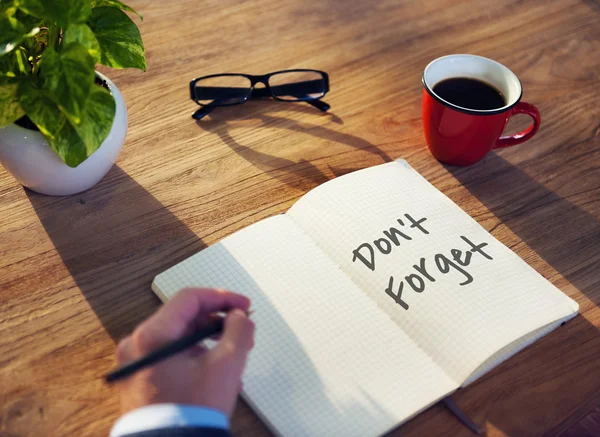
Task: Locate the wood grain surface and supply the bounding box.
[1,0,599,436]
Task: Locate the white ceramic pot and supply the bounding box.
[0,71,127,196]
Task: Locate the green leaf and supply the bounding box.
[71,84,115,155]
[18,79,67,138]
[63,23,100,63]
[0,12,39,56]
[0,46,29,75]
[14,7,45,28]
[15,0,91,27]
[90,0,142,20]
[19,79,116,167]
[0,76,24,126]
[40,44,95,124]
[88,7,146,71]
[0,2,16,14]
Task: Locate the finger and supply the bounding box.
[186,343,209,358]
[186,313,225,342]
[200,314,225,342]
[133,289,250,352]
[215,309,255,359]
[209,333,223,342]
[115,335,134,365]
[156,288,250,335]
[190,313,225,333]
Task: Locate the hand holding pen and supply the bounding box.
[109,288,255,417]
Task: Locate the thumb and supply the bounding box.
[215,309,255,359]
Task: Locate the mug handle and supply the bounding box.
[493,102,541,149]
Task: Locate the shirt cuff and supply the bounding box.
[110,404,229,437]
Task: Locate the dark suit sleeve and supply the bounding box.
[120,427,232,437]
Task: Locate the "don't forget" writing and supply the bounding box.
[351,214,494,310]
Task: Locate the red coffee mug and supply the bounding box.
[422,54,541,166]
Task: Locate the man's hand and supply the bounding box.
[115,288,255,417]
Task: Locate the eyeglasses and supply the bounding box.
[189,69,330,120]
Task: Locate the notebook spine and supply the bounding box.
[442,396,484,434]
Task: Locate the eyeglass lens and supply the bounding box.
[194,71,326,106]
[268,71,326,101]
[194,75,252,106]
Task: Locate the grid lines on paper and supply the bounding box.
[153,214,457,437]
[287,160,578,384]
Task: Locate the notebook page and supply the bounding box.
[287,160,579,385]
[462,318,566,386]
[153,215,457,437]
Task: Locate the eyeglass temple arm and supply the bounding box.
[250,86,329,111]
[192,105,214,120]
[306,99,330,112]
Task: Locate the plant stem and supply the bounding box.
[48,25,59,51]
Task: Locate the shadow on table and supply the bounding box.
[394,152,600,436]
[26,165,207,341]
[196,100,391,190]
[445,152,600,306]
[440,152,600,436]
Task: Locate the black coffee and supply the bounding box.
[432,77,505,110]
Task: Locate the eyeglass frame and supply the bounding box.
[189,69,330,119]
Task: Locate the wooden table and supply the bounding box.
[2,0,599,435]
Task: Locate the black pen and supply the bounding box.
[105,311,252,384]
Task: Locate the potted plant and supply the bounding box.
[0,0,146,195]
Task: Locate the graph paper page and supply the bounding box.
[153,215,457,437]
[287,160,578,385]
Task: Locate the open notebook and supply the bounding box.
[152,160,578,437]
